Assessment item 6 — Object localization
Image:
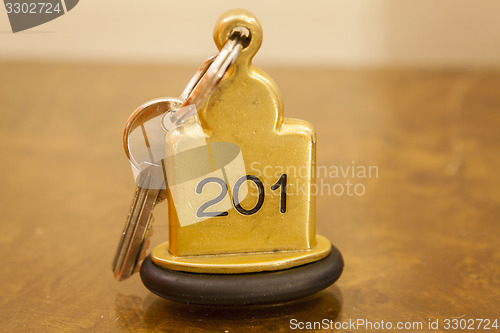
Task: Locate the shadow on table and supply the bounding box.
[114,287,343,332]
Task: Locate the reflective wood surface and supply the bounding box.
[0,62,499,331]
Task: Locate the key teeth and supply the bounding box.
[135,221,154,273]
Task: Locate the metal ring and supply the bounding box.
[169,30,244,124]
[123,30,245,169]
[122,98,183,170]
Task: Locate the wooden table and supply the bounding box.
[1,62,499,332]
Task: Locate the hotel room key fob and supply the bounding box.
[113,10,343,305]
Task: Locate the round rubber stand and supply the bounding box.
[140,245,344,306]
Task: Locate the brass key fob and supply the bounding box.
[114,9,344,305]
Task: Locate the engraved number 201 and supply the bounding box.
[196,174,287,218]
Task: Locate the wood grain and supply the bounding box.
[0,62,499,331]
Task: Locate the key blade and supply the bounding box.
[112,174,160,281]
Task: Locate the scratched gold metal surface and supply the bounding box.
[152,9,330,273]
[152,235,331,273]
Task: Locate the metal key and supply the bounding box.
[112,97,181,281]
[111,173,160,281]
[112,29,247,281]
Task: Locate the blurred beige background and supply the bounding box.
[1,0,500,67]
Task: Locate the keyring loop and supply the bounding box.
[123,29,246,171]
[168,30,246,125]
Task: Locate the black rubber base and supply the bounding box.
[140,245,344,305]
